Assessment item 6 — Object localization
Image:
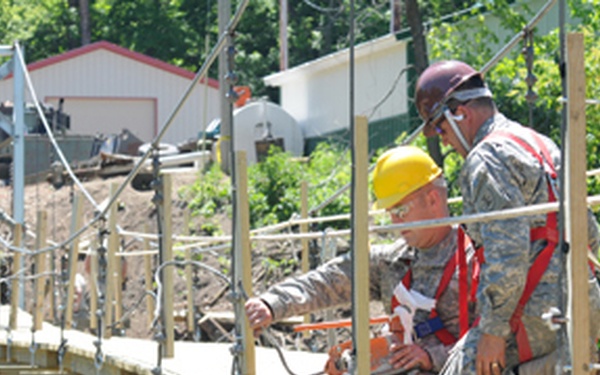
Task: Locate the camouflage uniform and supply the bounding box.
[260,226,474,373]
[441,113,600,374]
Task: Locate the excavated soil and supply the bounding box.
[0,169,377,354]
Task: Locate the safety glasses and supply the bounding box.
[428,108,446,135]
[433,118,445,135]
[387,200,415,220]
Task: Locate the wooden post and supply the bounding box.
[89,236,98,331]
[104,183,118,338]
[184,209,195,333]
[143,224,155,326]
[351,116,370,374]
[33,210,47,330]
[65,192,83,329]
[234,151,256,375]
[565,32,590,374]
[300,181,310,333]
[9,224,22,330]
[160,173,175,358]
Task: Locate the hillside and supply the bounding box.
[0,171,363,354]
[0,171,222,339]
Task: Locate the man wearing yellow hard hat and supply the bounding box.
[245,146,475,374]
[371,146,475,373]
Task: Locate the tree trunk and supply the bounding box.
[404,0,443,167]
[79,0,91,45]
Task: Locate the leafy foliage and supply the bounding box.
[247,146,307,228]
[182,143,352,230]
[183,162,231,218]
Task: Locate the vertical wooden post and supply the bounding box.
[33,210,47,330]
[9,224,22,330]
[161,173,175,358]
[351,116,370,374]
[143,224,155,327]
[565,32,590,374]
[183,209,195,333]
[234,151,256,375]
[89,236,98,331]
[65,192,83,329]
[300,181,310,333]
[104,183,118,338]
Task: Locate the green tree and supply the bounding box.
[0,0,81,62]
[95,0,190,65]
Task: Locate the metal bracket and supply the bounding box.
[29,331,38,367]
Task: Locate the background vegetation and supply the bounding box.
[1,0,490,100]
[0,0,598,220]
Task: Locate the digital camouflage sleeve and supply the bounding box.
[259,227,474,373]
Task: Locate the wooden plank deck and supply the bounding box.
[0,306,328,374]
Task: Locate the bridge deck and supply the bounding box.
[0,306,328,375]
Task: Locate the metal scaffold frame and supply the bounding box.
[0,0,599,373]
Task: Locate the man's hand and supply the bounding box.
[389,343,433,371]
[244,298,273,337]
[476,333,506,375]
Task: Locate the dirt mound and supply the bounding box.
[0,171,219,337]
[0,169,378,367]
[0,172,319,342]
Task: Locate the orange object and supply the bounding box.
[324,332,403,375]
[293,316,390,332]
[233,86,251,107]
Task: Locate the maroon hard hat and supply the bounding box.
[415,60,483,137]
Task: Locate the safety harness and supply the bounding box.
[389,128,592,361]
[390,231,473,346]
[460,129,560,363]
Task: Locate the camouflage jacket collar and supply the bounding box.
[470,112,510,150]
[414,225,458,267]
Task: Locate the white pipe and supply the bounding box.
[141,151,211,168]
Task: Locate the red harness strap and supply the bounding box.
[457,228,470,336]
[431,251,460,345]
[391,234,473,346]
[483,130,559,363]
[457,228,485,338]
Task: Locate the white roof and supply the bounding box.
[264,34,403,87]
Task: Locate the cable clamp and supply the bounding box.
[541,307,567,331]
[229,342,243,356]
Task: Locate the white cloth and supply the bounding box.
[392,282,436,344]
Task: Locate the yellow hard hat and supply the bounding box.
[372,146,442,210]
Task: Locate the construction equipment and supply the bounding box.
[294,315,406,375]
[324,331,405,375]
